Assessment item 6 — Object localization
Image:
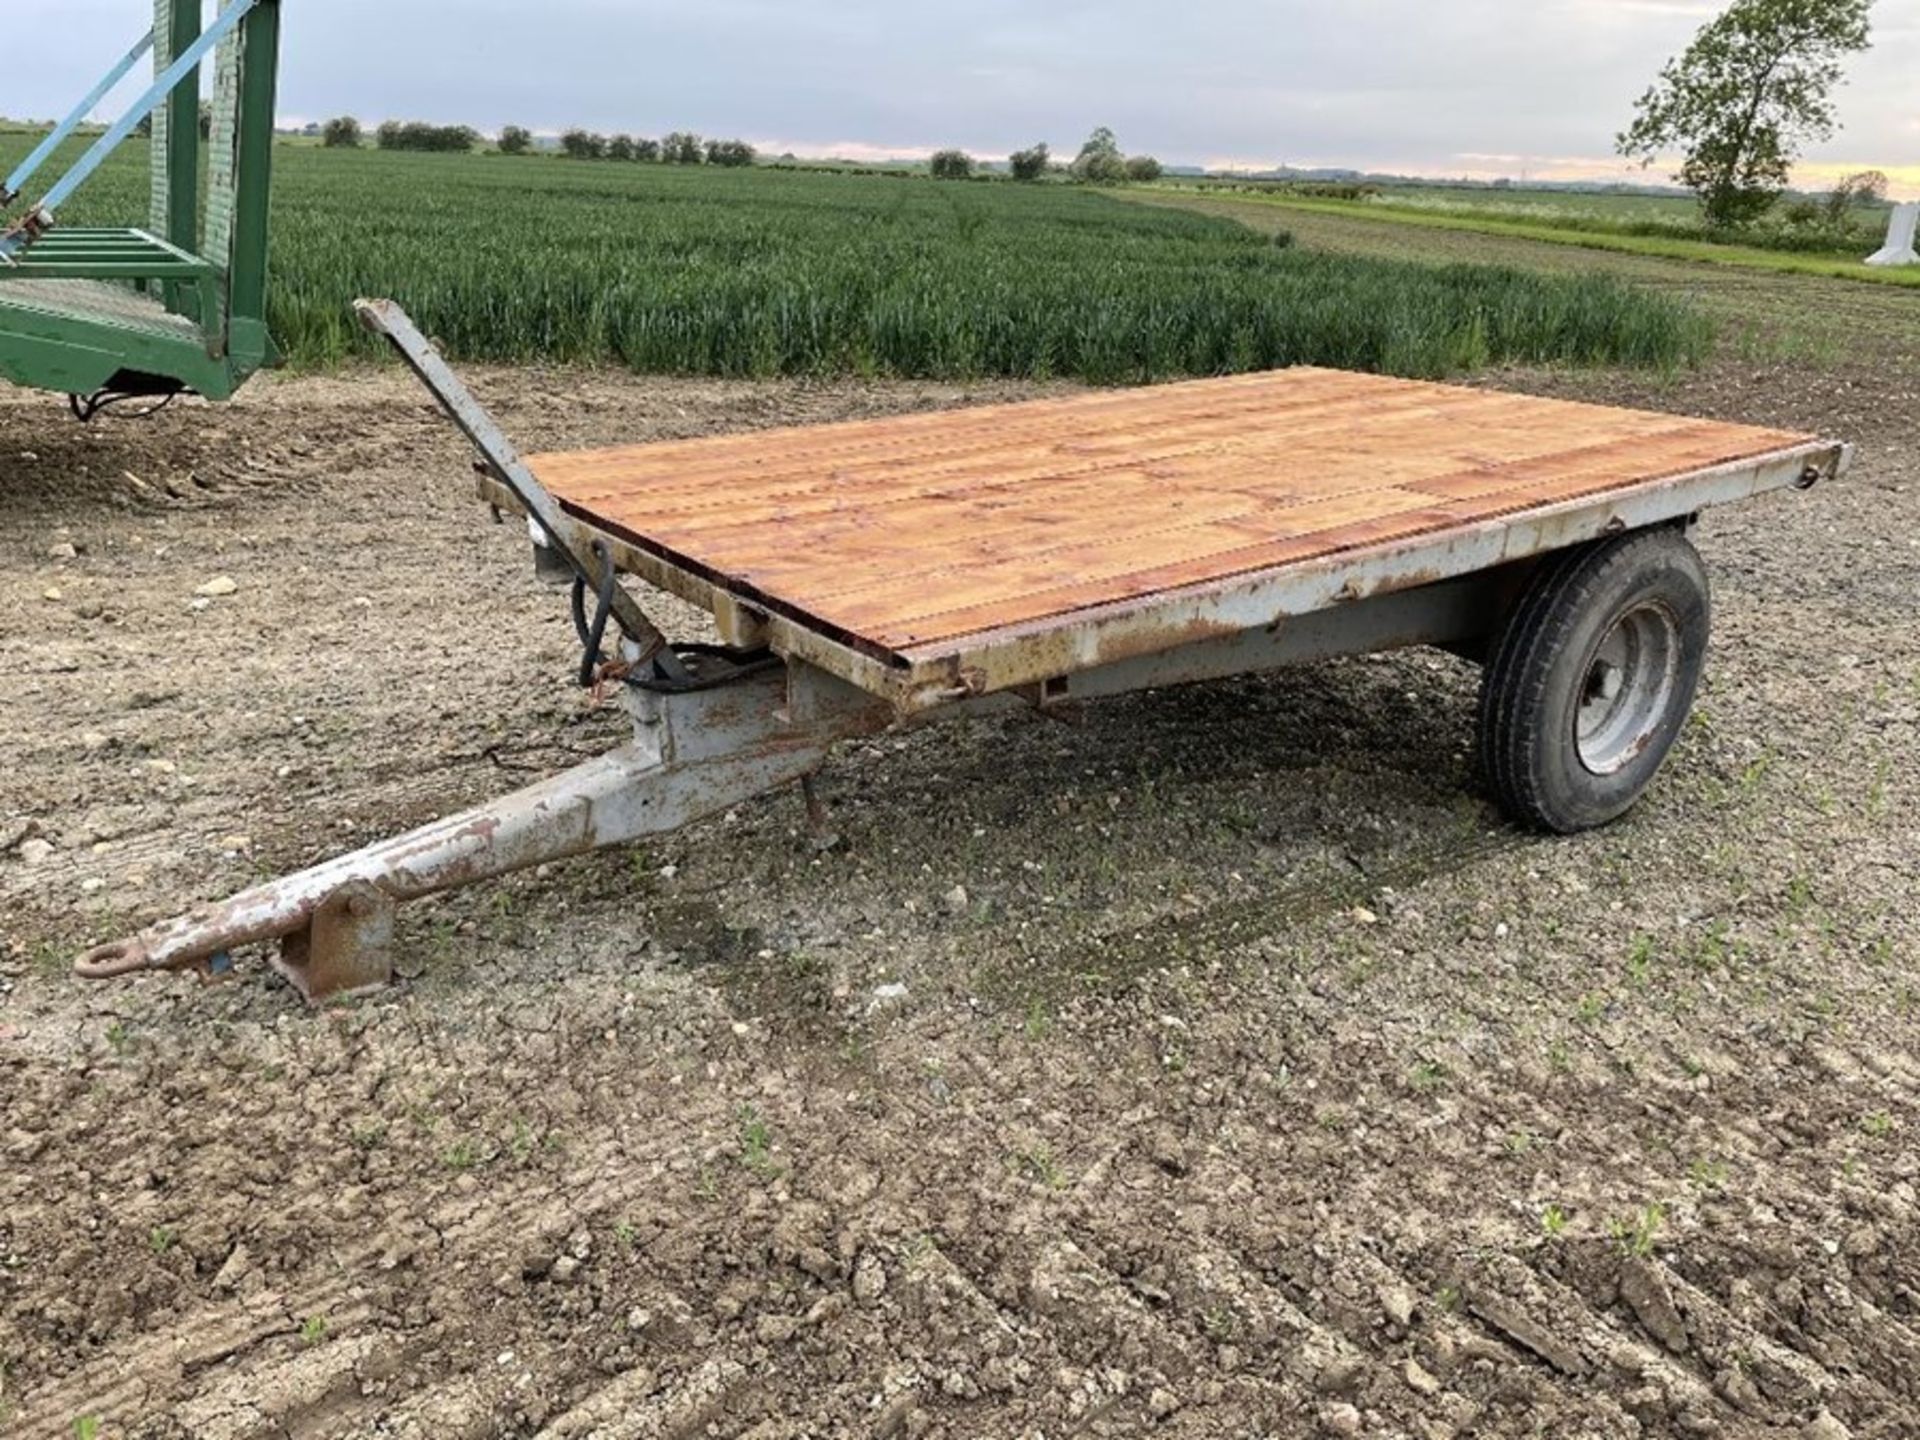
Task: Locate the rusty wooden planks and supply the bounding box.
[525,368,1814,662]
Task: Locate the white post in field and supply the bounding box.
[1865,202,1919,267]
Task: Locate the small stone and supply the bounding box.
[42,587,62,602]
[220,834,251,855]
[852,1250,887,1306]
[1495,921,1511,939]
[1320,1402,1362,1436]
[212,1243,254,1292]
[942,884,970,916]
[1620,1257,1689,1354]
[19,838,55,866]
[194,576,238,598]
[48,542,78,560]
[1802,1413,1851,1440]
[1148,1127,1189,1177]
[1404,1359,1440,1395]
[550,1255,580,1283]
[1350,906,1379,925]
[755,1313,797,1343]
[80,878,106,894]
[1380,1285,1416,1328]
[145,759,177,775]
[1314,1355,1364,1395]
[1147,1387,1180,1419]
[626,1307,652,1333]
[870,982,909,1007]
[81,731,111,752]
[1716,1364,1763,1412]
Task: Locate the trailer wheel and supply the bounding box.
[1478,527,1709,833]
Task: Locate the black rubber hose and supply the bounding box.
[571,539,618,688]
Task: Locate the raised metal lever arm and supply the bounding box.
[353,298,673,665]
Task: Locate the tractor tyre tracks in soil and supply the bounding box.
[3,332,1919,1438]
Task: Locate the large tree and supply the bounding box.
[1008,143,1050,181]
[1071,126,1127,183]
[1617,0,1873,228]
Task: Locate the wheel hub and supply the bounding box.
[1576,603,1681,776]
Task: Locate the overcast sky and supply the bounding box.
[15,0,1920,195]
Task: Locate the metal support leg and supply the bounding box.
[273,881,397,1004]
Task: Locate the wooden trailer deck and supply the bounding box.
[492,368,1839,708]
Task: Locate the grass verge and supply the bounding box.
[1153,189,1920,291]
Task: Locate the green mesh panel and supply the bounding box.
[205,13,242,278]
[147,0,174,236]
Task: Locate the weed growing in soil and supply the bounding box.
[351,1121,387,1151]
[1203,1305,1240,1343]
[1024,999,1053,1041]
[1014,1144,1068,1190]
[73,1417,99,1440]
[442,1139,480,1172]
[1688,1158,1730,1193]
[1861,1111,1894,1138]
[1626,936,1656,987]
[1609,1203,1666,1258]
[737,1106,775,1173]
[508,1119,537,1164]
[300,1316,327,1347]
[148,1226,175,1256]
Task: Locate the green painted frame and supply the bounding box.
[0,0,282,400]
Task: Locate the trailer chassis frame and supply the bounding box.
[75,564,1515,1001]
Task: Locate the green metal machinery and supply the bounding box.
[0,0,282,407]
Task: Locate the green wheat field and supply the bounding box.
[0,139,1713,381]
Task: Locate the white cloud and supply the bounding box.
[9,0,1915,191]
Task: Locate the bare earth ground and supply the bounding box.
[3,238,1919,1439]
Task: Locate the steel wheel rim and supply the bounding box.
[1576,602,1681,776]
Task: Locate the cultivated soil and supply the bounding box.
[2,243,1918,1438]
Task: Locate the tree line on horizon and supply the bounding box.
[315,117,1162,185]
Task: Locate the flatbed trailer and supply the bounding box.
[77,301,1850,1003]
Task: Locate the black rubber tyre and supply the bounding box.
[1478,526,1710,833]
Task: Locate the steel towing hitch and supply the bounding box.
[76,658,892,1004]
